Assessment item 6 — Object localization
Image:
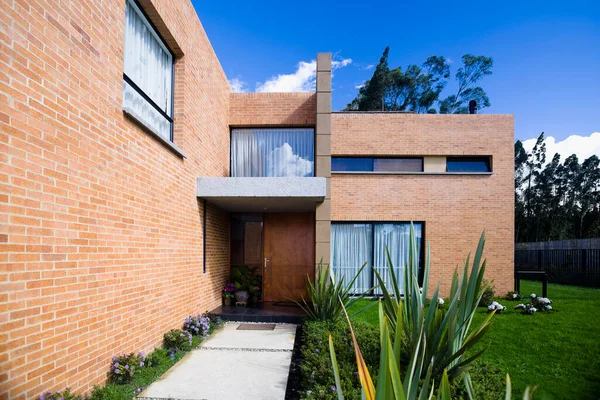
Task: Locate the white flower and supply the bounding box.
[488,305,495,311]
[545,305,552,310]
[511,293,518,299]
[502,306,507,311]
[530,307,537,313]
[438,298,444,305]
[530,293,537,299]
[515,304,526,309]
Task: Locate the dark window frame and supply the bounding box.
[123,0,176,142]
[331,156,424,173]
[331,221,426,295]
[446,156,492,173]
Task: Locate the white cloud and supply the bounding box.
[267,143,313,177]
[522,132,600,164]
[254,57,352,93]
[355,82,366,89]
[229,78,247,93]
[365,64,374,70]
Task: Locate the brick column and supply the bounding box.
[315,53,332,271]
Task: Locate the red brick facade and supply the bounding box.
[331,112,515,296]
[229,92,316,127]
[1,0,230,397]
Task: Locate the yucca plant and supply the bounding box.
[296,261,373,322]
[374,224,495,384]
[329,300,535,400]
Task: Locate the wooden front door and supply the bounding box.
[263,213,315,302]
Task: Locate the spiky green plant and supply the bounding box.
[329,300,536,400]
[374,224,495,384]
[296,262,373,322]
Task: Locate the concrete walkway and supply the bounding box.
[139,323,296,400]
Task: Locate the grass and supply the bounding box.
[349,283,600,399]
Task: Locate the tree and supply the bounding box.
[345,47,390,111]
[514,134,600,242]
[438,55,493,114]
[344,48,493,114]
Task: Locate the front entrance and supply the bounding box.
[263,213,315,302]
[230,213,315,303]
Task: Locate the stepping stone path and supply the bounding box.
[138,322,296,400]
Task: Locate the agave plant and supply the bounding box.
[329,298,535,399]
[374,224,495,385]
[296,261,373,322]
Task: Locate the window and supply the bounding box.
[330,222,423,294]
[332,157,423,173]
[122,0,174,142]
[446,157,491,173]
[231,128,315,177]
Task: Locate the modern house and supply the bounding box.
[1,0,514,397]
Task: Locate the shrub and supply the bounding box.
[487,301,507,313]
[163,329,192,351]
[505,291,521,301]
[108,352,146,384]
[38,389,83,400]
[515,293,553,314]
[145,351,161,368]
[183,314,211,336]
[297,262,371,322]
[375,226,494,383]
[300,319,379,399]
[478,279,496,306]
[452,361,507,400]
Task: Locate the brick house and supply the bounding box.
[0,0,514,397]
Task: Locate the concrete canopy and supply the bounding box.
[197,177,326,212]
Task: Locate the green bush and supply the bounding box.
[107,352,146,384]
[451,361,506,400]
[478,279,496,306]
[300,319,379,399]
[163,329,192,351]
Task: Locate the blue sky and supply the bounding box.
[191,0,599,156]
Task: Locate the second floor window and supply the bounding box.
[231,128,315,177]
[122,0,174,142]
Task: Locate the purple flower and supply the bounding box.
[315,349,319,353]
[124,364,129,369]
[139,361,144,367]
[115,369,121,374]
[354,371,359,376]
[331,386,337,392]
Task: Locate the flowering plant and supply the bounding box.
[164,329,192,351]
[505,291,521,301]
[487,301,507,313]
[108,352,146,384]
[515,293,553,314]
[37,389,82,400]
[223,283,236,299]
[183,314,211,336]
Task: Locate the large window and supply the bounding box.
[231,128,315,177]
[332,157,423,173]
[122,0,174,142]
[446,157,491,172]
[331,222,423,295]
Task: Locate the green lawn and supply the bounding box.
[349,283,600,399]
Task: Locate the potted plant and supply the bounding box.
[222,283,236,306]
[231,267,261,305]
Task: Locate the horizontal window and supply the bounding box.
[332,157,423,173]
[231,128,315,177]
[330,222,423,295]
[446,157,491,173]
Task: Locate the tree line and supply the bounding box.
[515,133,600,242]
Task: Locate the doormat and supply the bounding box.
[272,301,301,307]
[237,323,276,330]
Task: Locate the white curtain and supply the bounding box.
[373,224,422,295]
[122,0,173,141]
[330,224,373,294]
[231,129,314,177]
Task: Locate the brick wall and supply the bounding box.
[229,92,316,127]
[331,112,514,296]
[0,0,230,397]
